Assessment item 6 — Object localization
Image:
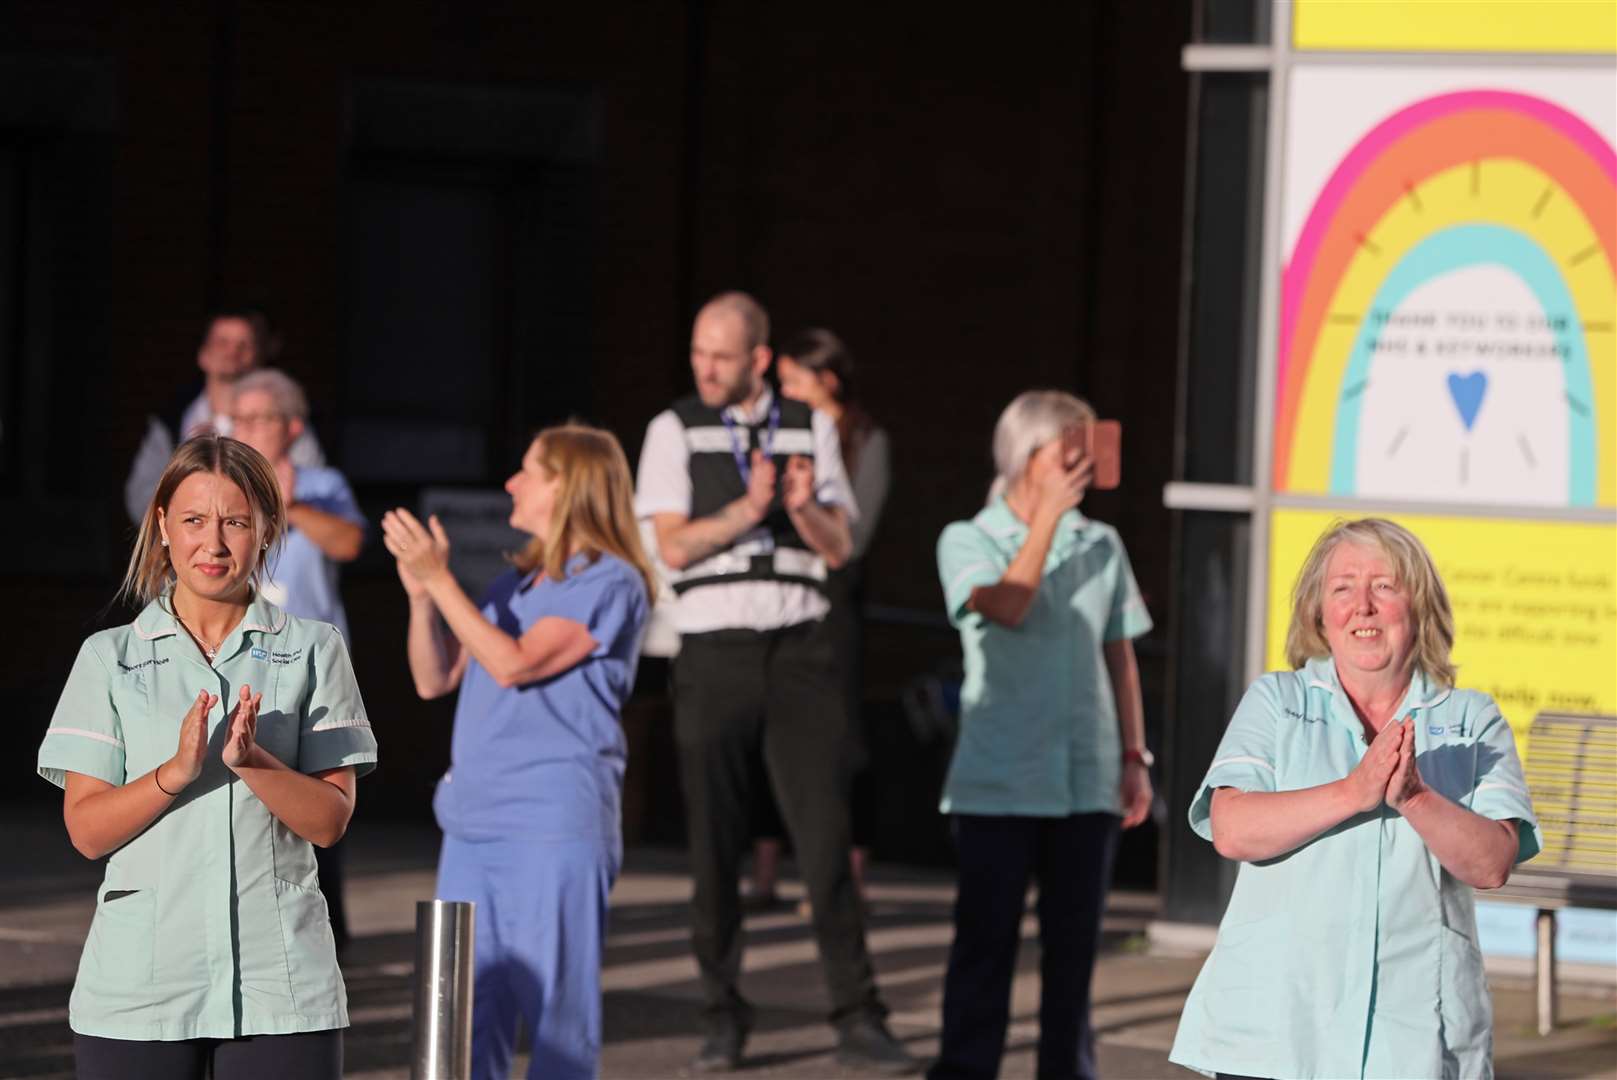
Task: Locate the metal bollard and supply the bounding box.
[1535,908,1557,1036]
[412,900,476,1080]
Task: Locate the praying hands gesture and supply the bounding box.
[1384,716,1430,812]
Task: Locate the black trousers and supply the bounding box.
[928,813,1120,1080]
[74,1029,341,1079]
[749,561,876,847]
[314,835,348,952]
[674,620,881,1026]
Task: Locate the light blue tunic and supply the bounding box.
[1168,656,1541,1080]
[260,466,365,641]
[36,593,377,1040]
[935,500,1153,816]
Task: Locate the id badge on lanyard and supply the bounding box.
[720,400,781,484]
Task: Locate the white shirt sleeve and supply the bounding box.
[124,417,176,524]
[811,408,858,522]
[634,410,691,519]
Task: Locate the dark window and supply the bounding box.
[1160,510,1250,924]
[1176,72,1267,487]
[338,80,599,496]
[1194,0,1273,43]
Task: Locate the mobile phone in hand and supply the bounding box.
[1081,420,1122,490]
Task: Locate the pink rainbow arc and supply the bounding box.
[1278,89,1617,395]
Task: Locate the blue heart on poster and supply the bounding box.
[1446,371,1487,432]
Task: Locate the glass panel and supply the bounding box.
[1177,72,1268,486]
[1195,0,1273,43]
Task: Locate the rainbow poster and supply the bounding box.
[1294,0,1617,55]
[1276,68,1616,508]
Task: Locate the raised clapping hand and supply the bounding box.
[222,684,264,770]
[782,454,815,513]
[381,509,452,594]
[744,449,778,519]
[160,689,219,792]
[1345,715,1407,813]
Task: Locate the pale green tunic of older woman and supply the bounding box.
[1169,519,1539,1080]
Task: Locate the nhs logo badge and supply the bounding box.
[1428,724,1444,737]
[251,647,269,662]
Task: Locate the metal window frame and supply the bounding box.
[1175,6,1617,687]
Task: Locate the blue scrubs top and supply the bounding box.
[1169,657,1541,1080]
[260,466,365,641]
[433,553,649,848]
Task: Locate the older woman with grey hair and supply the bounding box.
[229,368,367,952]
[930,389,1154,1080]
[1169,517,1540,1080]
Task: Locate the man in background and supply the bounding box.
[635,291,913,1073]
[123,307,324,522]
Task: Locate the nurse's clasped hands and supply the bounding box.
[222,684,265,770]
[1344,715,1410,813]
[1383,716,1431,813]
[158,689,221,793]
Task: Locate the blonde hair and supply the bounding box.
[511,423,657,600]
[987,389,1097,504]
[120,436,286,607]
[1284,517,1457,687]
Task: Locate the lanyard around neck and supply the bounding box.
[720,398,780,484]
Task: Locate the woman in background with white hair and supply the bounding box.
[929,390,1154,1080]
[230,368,367,952]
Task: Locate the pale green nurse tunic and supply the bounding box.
[935,501,1153,816]
[36,592,378,1041]
[1168,656,1540,1080]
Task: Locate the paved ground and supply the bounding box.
[1,811,1612,1078]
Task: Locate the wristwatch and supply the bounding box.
[1122,747,1155,768]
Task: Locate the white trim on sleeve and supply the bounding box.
[947,560,999,596]
[1474,781,1527,798]
[1208,755,1276,774]
[46,727,125,749]
[310,714,373,732]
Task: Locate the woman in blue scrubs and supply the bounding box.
[1170,518,1540,1080]
[382,423,653,1080]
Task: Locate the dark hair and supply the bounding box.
[205,306,282,365]
[776,327,876,472]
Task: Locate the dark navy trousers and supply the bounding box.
[929,812,1120,1080]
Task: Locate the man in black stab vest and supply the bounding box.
[635,292,915,1073]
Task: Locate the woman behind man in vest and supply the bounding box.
[229,367,366,952]
[39,435,376,1079]
[931,390,1153,1080]
[382,423,653,1080]
[747,328,892,909]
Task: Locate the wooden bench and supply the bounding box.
[1489,711,1617,1036]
